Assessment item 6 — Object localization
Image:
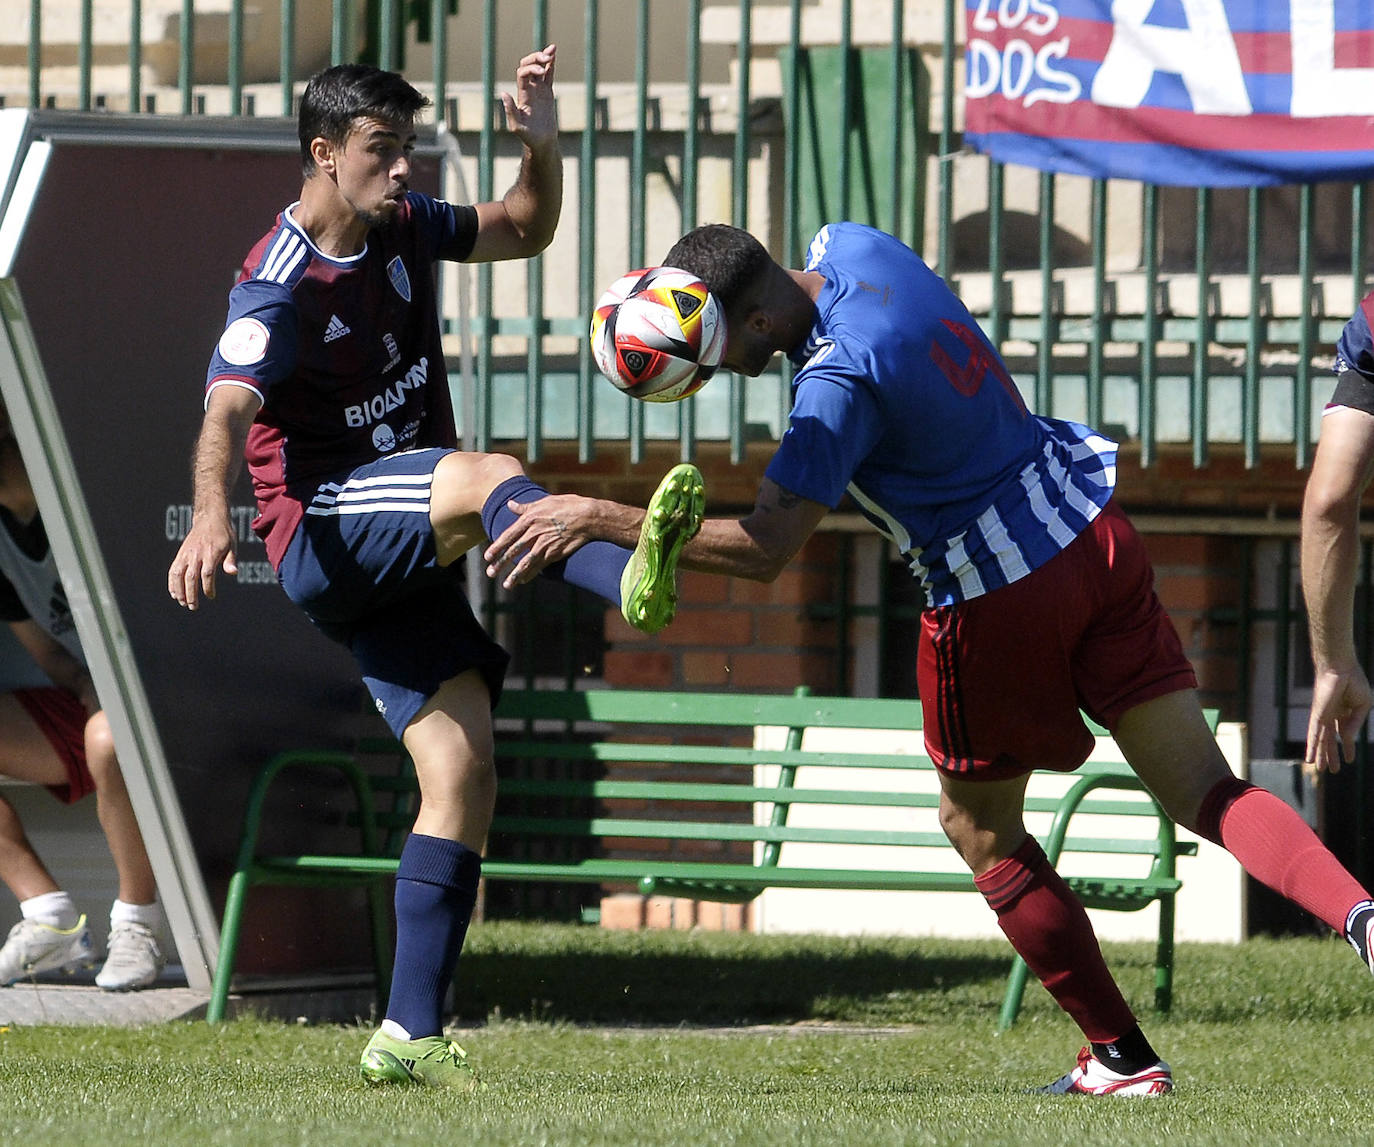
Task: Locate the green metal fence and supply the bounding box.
[10,0,1367,468]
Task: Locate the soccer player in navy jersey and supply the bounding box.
[1303,292,1374,775]
[167,56,703,1087]
[487,221,1374,1096]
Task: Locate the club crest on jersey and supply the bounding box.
[387,257,411,302]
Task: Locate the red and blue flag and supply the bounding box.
[963,0,1374,186]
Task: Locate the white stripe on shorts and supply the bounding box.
[306,471,434,517]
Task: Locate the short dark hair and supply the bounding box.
[664,224,774,315]
[297,65,430,175]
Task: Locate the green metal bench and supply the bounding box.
[207,688,1217,1025]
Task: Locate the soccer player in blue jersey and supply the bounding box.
[488,221,1374,1096]
[167,57,702,1087]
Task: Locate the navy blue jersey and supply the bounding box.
[767,223,1117,606]
[205,193,478,566]
[1329,290,1374,417]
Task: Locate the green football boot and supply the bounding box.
[620,463,706,635]
[359,1029,481,1090]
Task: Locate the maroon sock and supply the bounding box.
[974,836,1138,1043]
[1197,777,1371,934]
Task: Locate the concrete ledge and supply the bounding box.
[0,981,206,1025]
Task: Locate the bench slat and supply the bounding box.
[491,814,1187,854]
[247,853,1182,899]
[493,776,1167,818]
[495,690,926,729]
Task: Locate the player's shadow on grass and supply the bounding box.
[453,941,1015,1026]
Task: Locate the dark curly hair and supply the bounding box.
[664,224,774,315]
[298,65,430,176]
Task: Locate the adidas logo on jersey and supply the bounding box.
[323,314,351,343]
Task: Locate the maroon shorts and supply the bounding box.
[14,687,94,805]
[917,501,1197,781]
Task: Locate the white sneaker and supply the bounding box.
[95,921,165,991]
[1035,1047,1173,1096]
[0,915,95,984]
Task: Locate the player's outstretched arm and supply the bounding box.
[1302,404,1374,771]
[466,44,562,263]
[168,387,261,611]
[484,476,828,590]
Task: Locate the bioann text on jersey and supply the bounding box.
[345,357,429,428]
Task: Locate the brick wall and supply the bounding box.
[515,440,1311,927]
[523,440,1282,717]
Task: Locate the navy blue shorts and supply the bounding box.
[278,448,508,737]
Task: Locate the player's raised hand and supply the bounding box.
[168,515,238,611]
[501,44,557,150]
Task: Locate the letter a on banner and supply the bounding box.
[962,0,1374,186]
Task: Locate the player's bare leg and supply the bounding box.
[401,671,498,848]
[1109,690,1230,828]
[82,712,165,990]
[939,769,1171,1096]
[361,671,493,1088]
[0,794,60,902]
[936,771,1029,877]
[1115,688,1374,976]
[83,713,156,907]
[0,695,95,983]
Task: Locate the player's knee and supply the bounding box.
[433,451,527,520]
[83,713,120,787]
[416,747,497,805]
[474,452,525,494]
[937,799,976,853]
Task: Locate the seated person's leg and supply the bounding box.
[81,712,165,990]
[0,690,94,982]
[82,712,156,907]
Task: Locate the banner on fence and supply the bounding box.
[962,0,1374,186]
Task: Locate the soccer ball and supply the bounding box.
[589,266,726,403]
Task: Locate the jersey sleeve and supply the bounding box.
[763,362,886,507]
[406,192,479,262]
[204,278,299,406]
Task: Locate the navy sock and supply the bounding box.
[480,474,628,604]
[384,834,481,1039]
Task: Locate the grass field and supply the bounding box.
[1,921,1372,1146]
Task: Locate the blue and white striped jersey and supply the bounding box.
[765,223,1118,607]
